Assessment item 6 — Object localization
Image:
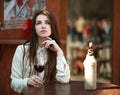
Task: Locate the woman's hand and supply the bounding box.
[27,75,43,87]
[42,37,63,56]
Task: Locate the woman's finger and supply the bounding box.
[28,78,37,86]
[28,75,43,86]
[34,77,43,84]
[42,40,54,48]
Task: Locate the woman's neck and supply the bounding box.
[38,37,47,47]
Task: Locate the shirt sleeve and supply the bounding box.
[56,56,70,83]
[10,45,29,93]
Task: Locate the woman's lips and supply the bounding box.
[40,30,47,33]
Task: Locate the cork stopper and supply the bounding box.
[89,42,93,48]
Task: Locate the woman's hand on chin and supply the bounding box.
[42,38,63,56]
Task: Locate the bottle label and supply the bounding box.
[84,64,97,90]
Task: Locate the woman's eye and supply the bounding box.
[36,21,41,25]
[45,21,50,24]
[35,20,50,25]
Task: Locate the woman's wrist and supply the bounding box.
[57,49,64,56]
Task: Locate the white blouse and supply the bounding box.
[10,44,70,93]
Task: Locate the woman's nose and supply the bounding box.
[41,23,46,28]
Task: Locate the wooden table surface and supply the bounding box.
[22,81,120,95]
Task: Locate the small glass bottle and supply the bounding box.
[83,42,97,90]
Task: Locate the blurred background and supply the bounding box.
[2,0,120,95]
[67,0,113,83]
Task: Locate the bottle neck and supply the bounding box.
[88,48,94,56]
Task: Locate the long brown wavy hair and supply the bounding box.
[23,9,61,82]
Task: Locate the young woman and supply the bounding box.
[10,9,70,93]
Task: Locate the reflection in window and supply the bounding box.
[67,0,113,83]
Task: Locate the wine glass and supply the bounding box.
[34,64,45,87]
[34,64,45,73]
[34,47,46,87]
